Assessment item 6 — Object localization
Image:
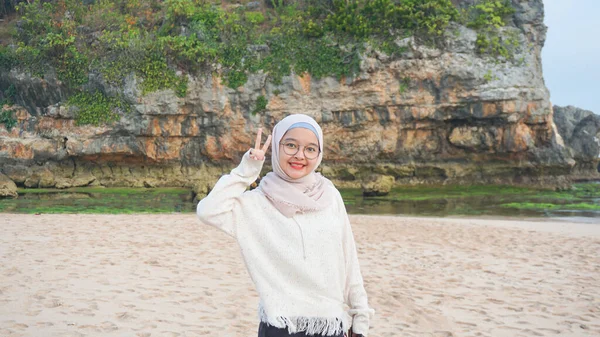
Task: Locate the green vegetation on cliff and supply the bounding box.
[466,0,517,59]
[0,84,17,130]
[67,91,131,126]
[0,0,517,125]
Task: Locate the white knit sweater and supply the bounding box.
[196,150,374,336]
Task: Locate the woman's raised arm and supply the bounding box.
[196,128,271,237]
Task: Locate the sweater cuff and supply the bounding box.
[350,308,375,336]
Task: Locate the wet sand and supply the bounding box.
[1,214,598,337]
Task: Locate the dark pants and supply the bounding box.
[258,322,346,337]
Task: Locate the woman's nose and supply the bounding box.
[294,147,306,159]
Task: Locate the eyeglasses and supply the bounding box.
[280,142,320,159]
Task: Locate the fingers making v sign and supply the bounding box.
[249,128,272,161]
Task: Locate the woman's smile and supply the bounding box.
[289,161,306,170]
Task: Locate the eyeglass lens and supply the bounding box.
[281,143,319,159]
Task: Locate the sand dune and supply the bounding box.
[0,214,598,337]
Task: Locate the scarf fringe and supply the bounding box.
[259,304,348,336]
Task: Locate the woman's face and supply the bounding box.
[278,127,320,180]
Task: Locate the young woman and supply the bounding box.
[196,114,374,337]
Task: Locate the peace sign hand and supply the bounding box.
[249,128,271,161]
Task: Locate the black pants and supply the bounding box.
[258,322,346,337]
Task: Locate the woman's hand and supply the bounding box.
[346,328,364,337]
[249,127,271,161]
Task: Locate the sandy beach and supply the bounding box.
[0,214,598,337]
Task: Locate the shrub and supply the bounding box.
[0,109,17,131]
[252,95,268,115]
[245,11,265,25]
[467,0,516,59]
[135,53,187,96]
[68,91,130,126]
[399,0,459,36]
[0,45,17,72]
[467,0,515,30]
[0,84,18,131]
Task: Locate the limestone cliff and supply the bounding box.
[553,105,600,177]
[1,0,595,198]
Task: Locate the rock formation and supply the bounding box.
[361,175,395,197]
[553,105,600,177]
[0,172,17,198]
[1,0,596,199]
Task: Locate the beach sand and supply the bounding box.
[0,214,598,337]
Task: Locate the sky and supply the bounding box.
[542,0,600,114]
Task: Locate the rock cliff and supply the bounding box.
[1,0,595,198]
[553,105,600,177]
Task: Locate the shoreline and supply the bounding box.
[1,209,599,222]
[354,213,600,225]
[353,214,600,237]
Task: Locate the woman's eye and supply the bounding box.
[306,146,317,153]
[285,143,298,149]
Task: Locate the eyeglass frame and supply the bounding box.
[279,142,321,159]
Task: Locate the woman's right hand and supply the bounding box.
[249,127,271,161]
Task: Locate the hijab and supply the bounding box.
[257,114,335,218]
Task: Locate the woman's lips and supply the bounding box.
[289,162,305,170]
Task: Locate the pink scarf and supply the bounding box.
[257,114,335,218]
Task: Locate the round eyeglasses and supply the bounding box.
[280,142,320,159]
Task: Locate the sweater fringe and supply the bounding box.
[259,304,348,336]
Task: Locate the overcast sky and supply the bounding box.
[542,0,600,114]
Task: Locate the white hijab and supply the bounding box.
[257,114,335,218]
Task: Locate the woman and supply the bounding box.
[196,114,374,337]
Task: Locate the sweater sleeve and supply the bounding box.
[337,191,375,336]
[196,149,264,238]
